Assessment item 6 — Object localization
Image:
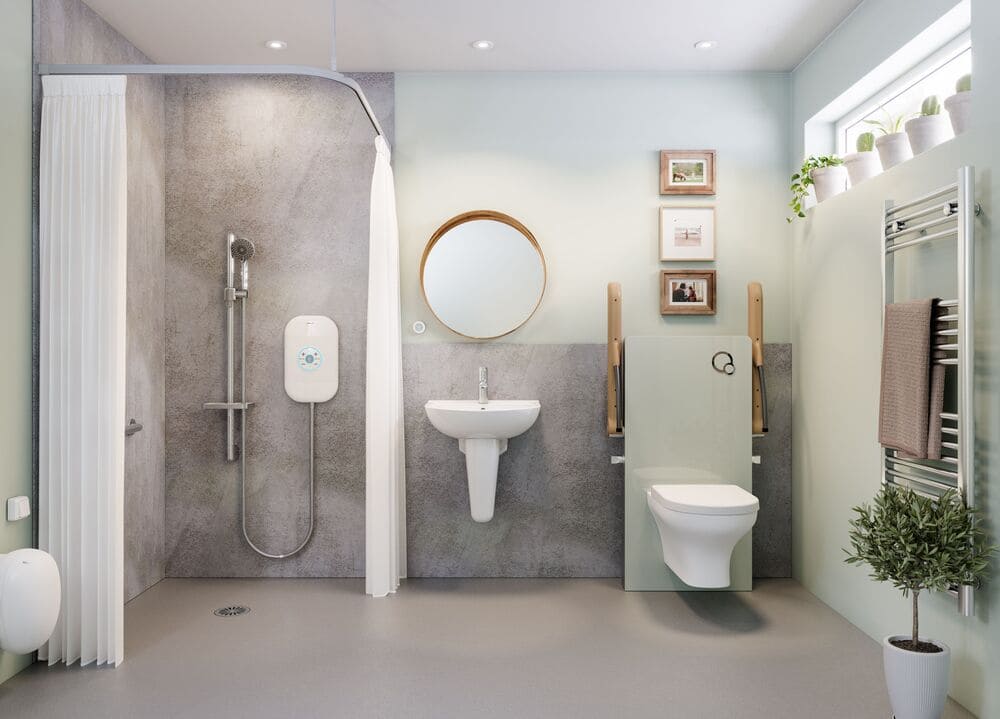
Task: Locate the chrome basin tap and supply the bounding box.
[478,367,489,404]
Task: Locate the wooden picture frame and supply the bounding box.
[659,205,716,261]
[660,149,716,195]
[660,270,716,315]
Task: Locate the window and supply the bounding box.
[835,32,971,155]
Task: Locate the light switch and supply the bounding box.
[6,496,31,521]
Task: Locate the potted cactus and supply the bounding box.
[905,95,953,155]
[787,155,846,221]
[845,486,993,719]
[865,109,913,169]
[944,73,972,135]
[842,131,882,186]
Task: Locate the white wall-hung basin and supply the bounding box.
[424,400,540,522]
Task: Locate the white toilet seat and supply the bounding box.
[649,484,758,516]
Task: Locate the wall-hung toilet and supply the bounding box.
[0,549,61,655]
[646,484,758,589]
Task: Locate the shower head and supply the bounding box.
[230,237,256,263]
[229,236,255,292]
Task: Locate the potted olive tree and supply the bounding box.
[845,486,993,719]
[944,74,972,135]
[842,131,882,186]
[787,155,846,221]
[905,95,952,155]
[866,110,913,169]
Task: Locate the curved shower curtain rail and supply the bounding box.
[35,64,385,137]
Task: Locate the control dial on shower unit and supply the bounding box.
[284,316,339,403]
[297,346,323,371]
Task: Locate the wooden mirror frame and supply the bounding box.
[420,210,547,339]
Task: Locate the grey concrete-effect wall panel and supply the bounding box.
[403,343,625,577]
[164,73,393,577]
[404,343,791,579]
[752,344,792,578]
[34,0,167,602]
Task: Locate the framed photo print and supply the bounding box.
[660,270,716,316]
[660,149,716,195]
[659,205,715,261]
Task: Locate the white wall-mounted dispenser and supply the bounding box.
[284,315,339,403]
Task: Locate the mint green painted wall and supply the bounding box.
[972,5,1000,715]
[790,137,990,716]
[395,72,792,345]
[0,0,35,686]
[790,1,1000,715]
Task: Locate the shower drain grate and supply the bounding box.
[214,605,251,617]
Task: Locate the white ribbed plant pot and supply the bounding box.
[876,132,913,170]
[842,151,882,186]
[810,165,848,203]
[883,636,951,719]
[905,115,953,155]
[944,91,972,135]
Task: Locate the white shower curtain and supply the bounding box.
[39,76,128,666]
[365,135,407,597]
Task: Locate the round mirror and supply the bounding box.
[421,211,546,339]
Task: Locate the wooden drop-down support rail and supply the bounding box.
[748,282,768,434]
[607,281,766,437]
[607,283,623,436]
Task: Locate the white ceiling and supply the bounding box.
[82,0,336,67]
[83,0,864,72]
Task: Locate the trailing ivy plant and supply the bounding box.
[787,155,843,222]
[845,485,994,652]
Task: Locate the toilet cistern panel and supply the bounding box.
[284,315,339,403]
[623,336,753,591]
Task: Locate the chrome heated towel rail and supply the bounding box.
[881,165,979,616]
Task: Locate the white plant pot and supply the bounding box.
[905,115,953,155]
[842,151,882,186]
[944,91,972,135]
[875,132,913,170]
[883,636,951,719]
[810,165,848,203]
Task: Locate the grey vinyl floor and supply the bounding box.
[0,578,974,718]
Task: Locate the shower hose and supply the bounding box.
[237,294,316,559]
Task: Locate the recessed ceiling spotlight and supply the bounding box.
[694,40,718,50]
[470,40,495,51]
[265,40,288,50]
